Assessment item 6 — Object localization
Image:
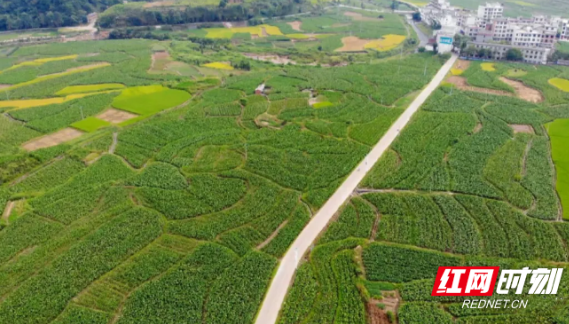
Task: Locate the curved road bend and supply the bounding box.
[255,53,459,324]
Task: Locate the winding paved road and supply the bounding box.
[254,53,459,324]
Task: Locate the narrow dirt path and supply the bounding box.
[257,221,289,250]
[2,201,15,224]
[109,132,118,154]
[254,54,459,324]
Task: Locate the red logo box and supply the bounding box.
[431,267,500,296]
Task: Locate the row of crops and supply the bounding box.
[278,60,569,323]
[0,36,447,323]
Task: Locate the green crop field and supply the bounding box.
[3,7,569,322]
[278,60,569,323]
[0,20,444,322]
[111,85,191,115]
[548,119,569,220]
[72,117,112,133]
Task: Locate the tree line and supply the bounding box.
[0,0,120,31]
[99,0,304,28]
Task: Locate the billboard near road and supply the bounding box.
[440,36,453,45]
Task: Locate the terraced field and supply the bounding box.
[278,61,569,323]
[0,36,443,324]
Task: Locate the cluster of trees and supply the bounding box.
[461,45,524,61]
[0,0,119,31]
[455,34,524,62]
[109,26,230,46]
[100,0,304,28]
[232,60,251,70]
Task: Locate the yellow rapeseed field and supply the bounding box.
[481,63,496,71]
[0,63,110,92]
[286,34,310,39]
[364,35,406,52]
[1,55,78,73]
[549,78,569,92]
[451,68,464,76]
[0,91,117,110]
[205,24,283,39]
[56,84,126,96]
[203,62,234,70]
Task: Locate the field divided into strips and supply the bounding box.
[278,62,569,323]
[56,84,126,95]
[204,24,284,39]
[0,35,444,324]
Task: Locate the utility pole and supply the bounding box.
[79,106,84,120]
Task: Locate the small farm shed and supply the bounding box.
[255,83,266,95]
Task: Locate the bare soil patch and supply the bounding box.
[447,76,514,97]
[288,21,302,32]
[510,124,534,134]
[455,59,470,71]
[0,84,10,89]
[97,108,138,124]
[261,27,268,37]
[152,51,170,61]
[474,123,483,133]
[499,77,543,103]
[23,128,83,151]
[379,291,400,313]
[336,36,369,52]
[344,11,381,21]
[243,53,296,65]
[150,51,170,72]
[367,302,391,324]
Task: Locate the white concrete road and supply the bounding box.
[254,53,459,324]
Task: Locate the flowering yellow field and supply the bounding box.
[549,78,569,92]
[56,84,126,95]
[1,55,78,73]
[0,62,110,92]
[203,62,234,70]
[364,35,406,52]
[451,68,464,76]
[286,34,310,39]
[205,24,283,39]
[0,92,117,110]
[481,63,496,71]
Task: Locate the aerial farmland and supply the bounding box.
[1,0,569,323]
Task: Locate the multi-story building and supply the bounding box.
[469,42,551,64]
[511,25,557,48]
[420,0,566,63]
[561,20,569,40]
[477,2,504,26]
[419,0,457,26]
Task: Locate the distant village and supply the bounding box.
[419,0,569,64]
